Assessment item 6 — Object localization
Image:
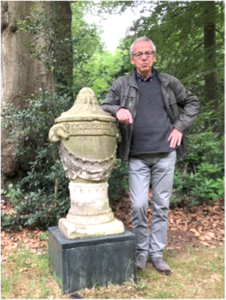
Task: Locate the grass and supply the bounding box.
[1,245,225,299]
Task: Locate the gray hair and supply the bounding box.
[130,37,156,56]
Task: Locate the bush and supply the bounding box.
[1,91,72,231]
[1,89,131,231]
[108,160,129,203]
[173,131,224,206]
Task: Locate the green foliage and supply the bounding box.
[71,1,104,94]
[100,1,225,206]
[118,1,224,82]
[173,131,224,206]
[71,2,128,101]
[2,4,76,231]
[74,49,129,102]
[2,90,72,156]
[2,91,72,230]
[1,2,128,231]
[2,1,225,235]
[108,160,129,203]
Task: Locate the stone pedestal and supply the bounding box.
[48,227,137,294]
[48,88,131,293]
[59,181,124,239]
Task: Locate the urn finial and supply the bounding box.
[48,87,124,239]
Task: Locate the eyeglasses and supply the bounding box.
[132,51,155,59]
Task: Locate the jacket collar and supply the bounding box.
[128,71,138,88]
[155,70,170,87]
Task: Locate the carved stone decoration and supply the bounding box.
[49,88,124,239]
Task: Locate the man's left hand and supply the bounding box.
[168,128,183,148]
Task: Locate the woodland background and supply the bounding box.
[1,1,224,231]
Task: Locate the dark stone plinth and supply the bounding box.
[48,227,137,294]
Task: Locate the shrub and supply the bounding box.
[108,160,129,203]
[1,91,72,230]
[173,131,224,206]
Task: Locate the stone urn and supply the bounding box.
[49,88,125,239]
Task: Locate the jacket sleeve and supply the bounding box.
[170,76,200,133]
[100,80,123,117]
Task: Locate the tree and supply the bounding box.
[203,1,217,105]
[70,1,103,95]
[70,1,129,101]
[1,1,72,189]
[0,1,111,230]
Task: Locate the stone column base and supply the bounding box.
[59,218,125,239]
[48,227,137,293]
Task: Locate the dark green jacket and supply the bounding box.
[101,70,200,161]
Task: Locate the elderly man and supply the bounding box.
[101,37,199,274]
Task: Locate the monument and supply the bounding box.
[48,88,136,293]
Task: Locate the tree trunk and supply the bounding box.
[1,1,72,189]
[203,1,217,105]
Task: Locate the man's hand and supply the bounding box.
[168,128,183,148]
[116,108,133,125]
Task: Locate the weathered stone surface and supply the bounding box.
[59,218,125,239]
[48,88,124,239]
[59,181,125,239]
[49,88,121,182]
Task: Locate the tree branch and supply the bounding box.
[193,42,204,52]
[216,28,225,42]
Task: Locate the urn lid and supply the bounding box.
[55,88,116,123]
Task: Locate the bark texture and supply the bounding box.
[203,1,217,104]
[1,1,72,188]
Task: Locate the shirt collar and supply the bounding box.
[136,68,156,81]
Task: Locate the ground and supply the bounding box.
[111,193,225,251]
[1,194,224,261]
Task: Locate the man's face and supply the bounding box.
[130,41,156,76]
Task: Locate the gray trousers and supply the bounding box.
[128,150,177,258]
